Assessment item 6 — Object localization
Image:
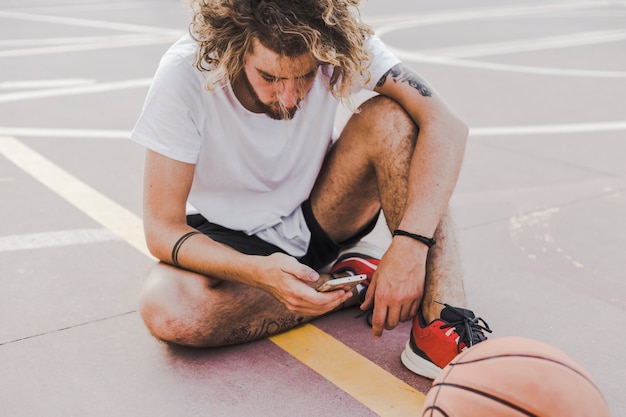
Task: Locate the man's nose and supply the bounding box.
[277,81,300,109]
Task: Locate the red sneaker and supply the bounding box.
[330,242,383,324]
[329,241,383,284]
[401,303,491,379]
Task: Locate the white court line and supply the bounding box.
[0,79,95,90]
[0,127,130,139]
[365,8,626,28]
[0,10,182,35]
[0,228,121,252]
[374,1,626,78]
[374,1,611,34]
[0,34,167,48]
[11,1,171,15]
[389,48,626,78]
[0,34,182,58]
[0,78,152,103]
[470,121,626,137]
[418,29,626,59]
[0,136,150,257]
[2,121,625,141]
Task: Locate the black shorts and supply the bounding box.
[186,199,379,270]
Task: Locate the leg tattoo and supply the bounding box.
[222,316,304,345]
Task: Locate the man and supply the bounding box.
[131,0,490,379]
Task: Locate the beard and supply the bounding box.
[240,72,299,120]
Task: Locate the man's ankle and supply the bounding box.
[421,300,467,323]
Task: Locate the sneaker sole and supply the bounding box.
[400,341,443,380]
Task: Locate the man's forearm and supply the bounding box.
[397,118,468,237]
[145,220,261,286]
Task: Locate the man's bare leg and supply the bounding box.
[139,261,361,347]
[310,95,466,323]
[421,211,466,321]
[139,263,327,347]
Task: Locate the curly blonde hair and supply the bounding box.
[185,0,373,99]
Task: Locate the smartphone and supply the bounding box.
[316,274,367,292]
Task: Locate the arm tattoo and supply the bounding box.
[376,64,432,97]
[222,316,304,345]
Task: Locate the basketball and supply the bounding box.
[421,337,610,417]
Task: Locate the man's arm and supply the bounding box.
[363,63,468,337]
[373,63,468,235]
[142,149,351,316]
[142,149,259,283]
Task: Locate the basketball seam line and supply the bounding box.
[422,405,451,417]
[447,353,605,396]
[432,382,539,417]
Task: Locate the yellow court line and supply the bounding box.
[270,324,424,416]
[0,135,426,416]
[0,136,151,258]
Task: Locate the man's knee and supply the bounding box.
[357,96,418,144]
[138,265,216,347]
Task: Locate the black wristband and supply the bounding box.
[171,231,201,267]
[392,229,436,248]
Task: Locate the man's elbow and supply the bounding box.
[143,222,170,262]
[451,116,469,145]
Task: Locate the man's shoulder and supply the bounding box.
[152,35,214,90]
[161,34,198,67]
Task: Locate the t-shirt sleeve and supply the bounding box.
[362,34,402,91]
[130,50,204,164]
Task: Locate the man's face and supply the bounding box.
[239,39,319,120]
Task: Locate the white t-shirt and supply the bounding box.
[131,34,400,256]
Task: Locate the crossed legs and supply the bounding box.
[139,96,466,347]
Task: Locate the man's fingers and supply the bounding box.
[385,305,401,330]
[360,281,376,310]
[290,263,320,283]
[273,253,320,283]
[369,295,412,336]
[288,288,349,316]
[370,303,387,338]
[300,267,320,282]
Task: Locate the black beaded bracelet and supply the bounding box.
[171,231,201,267]
[392,229,436,248]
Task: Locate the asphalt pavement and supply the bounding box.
[1,0,625,415]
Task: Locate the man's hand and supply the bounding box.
[256,252,353,316]
[361,238,428,338]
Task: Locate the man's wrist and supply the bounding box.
[392,229,436,248]
[389,232,430,261]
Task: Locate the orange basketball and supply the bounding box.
[421,337,610,417]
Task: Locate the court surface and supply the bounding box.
[1,0,625,415]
